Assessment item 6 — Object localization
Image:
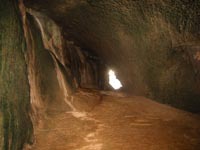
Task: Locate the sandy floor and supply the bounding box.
[29,92,200,150]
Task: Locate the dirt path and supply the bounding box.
[29,94,200,150]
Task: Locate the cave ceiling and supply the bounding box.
[23,0,200,111]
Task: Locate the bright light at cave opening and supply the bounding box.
[108,70,122,90]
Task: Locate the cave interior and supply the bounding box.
[0,0,200,150]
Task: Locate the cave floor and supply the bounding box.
[29,91,200,150]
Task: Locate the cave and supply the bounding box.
[0,0,200,149]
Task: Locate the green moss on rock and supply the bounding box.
[0,0,33,149]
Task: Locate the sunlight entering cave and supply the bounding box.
[108,70,122,90]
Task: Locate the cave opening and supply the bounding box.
[108,69,122,90]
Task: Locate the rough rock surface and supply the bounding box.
[0,0,33,149]
[24,0,200,112]
[1,0,200,149]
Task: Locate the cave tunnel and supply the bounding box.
[1,0,200,149]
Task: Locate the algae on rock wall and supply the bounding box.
[0,113,3,149]
[0,0,33,149]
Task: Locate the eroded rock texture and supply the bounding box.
[24,0,200,111]
[0,1,103,149]
[22,10,103,121]
[1,0,200,149]
[0,0,33,149]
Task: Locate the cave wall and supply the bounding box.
[22,10,104,118]
[24,0,200,112]
[0,0,199,149]
[27,9,104,91]
[0,112,3,149]
[0,0,105,149]
[0,0,33,149]
[23,13,70,122]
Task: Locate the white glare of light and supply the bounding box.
[108,70,122,90]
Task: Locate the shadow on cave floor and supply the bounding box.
[28,89,200,150]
